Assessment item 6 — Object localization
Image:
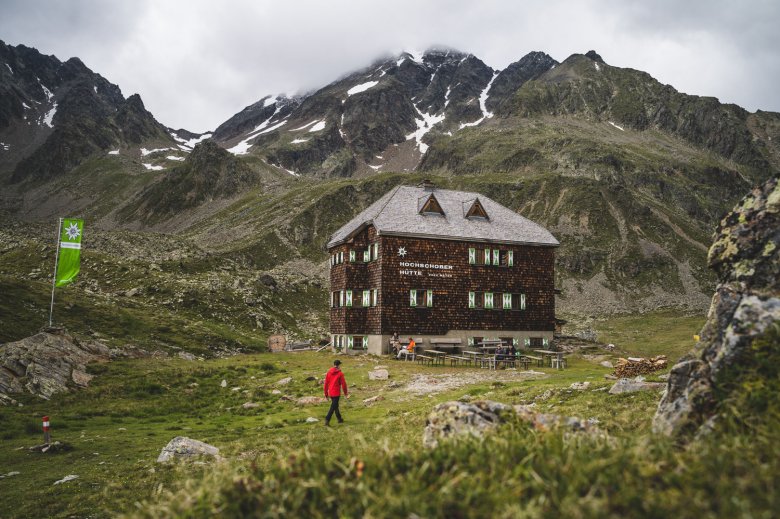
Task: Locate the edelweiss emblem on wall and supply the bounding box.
[397,247,407,257]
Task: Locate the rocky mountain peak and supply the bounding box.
[584,50,605,63]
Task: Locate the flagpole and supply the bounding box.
[48,217,62,328]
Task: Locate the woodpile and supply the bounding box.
[614,356,668,378]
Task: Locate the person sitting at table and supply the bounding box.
[509,344,518,357]
[397,337,415,359]
[390,332,401,356]
[496,345,507,360]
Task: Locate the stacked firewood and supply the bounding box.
[614,355,668,378]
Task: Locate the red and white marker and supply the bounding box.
[43,415,51,444]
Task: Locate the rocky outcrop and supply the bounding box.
[156,436,221,463]
[653,176,780,437]
[423,400,600,448]
[0,328,109,400]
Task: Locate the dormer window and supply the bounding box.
[418,193,445,216]
[464,198,489,219]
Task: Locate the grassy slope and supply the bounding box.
[0,311,707,518]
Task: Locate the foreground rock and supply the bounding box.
[608,377,665,394]
[654,176,780,437]
[0,328,109,400]
[368,369,389,380]
[423,400,602,448]
[157,437,221,463]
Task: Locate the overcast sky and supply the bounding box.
[2,0,778,132]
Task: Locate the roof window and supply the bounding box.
[418,193,445,216]
[464,198,489,219]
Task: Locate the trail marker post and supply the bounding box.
[42,416,50,444]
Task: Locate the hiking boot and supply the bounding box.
[324,421,330,427]
[337,419,344,424]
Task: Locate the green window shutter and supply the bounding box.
[493,249,499,265]
[339,252,343,263]
[339,290,344,306]
[373,243,379,260]
[485,292,493,309]
[372,289,378,306]
[520,293,526,310]
[410,290,417,307]
[524,338,530,347]
[468,248,476,264]
[426,289,433,307]
[347,336,354,349]
[349,251,356,262]
[503,293,511,309]
[543,338,549,347]
[484,249,490,264]
[346,290,353,307]
[512,338,519,347]
[363,290,370,306]
[363,250,369,262]
[468,291,475,308]
[508,251,514,266]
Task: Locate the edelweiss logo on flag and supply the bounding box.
[55,218,84,286]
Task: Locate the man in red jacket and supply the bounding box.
[323,359,349,426]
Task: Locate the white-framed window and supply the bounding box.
[503,293,512,309]
[484,292,494,309]
[410,289,432,307]
[468,248,476,265]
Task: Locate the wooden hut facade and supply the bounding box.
[327,182,559,355]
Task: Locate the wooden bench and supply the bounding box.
[446,355,471,367]
[523,355,544,367]
[415,355,434,366]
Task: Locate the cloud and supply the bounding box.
[1,0,778,131]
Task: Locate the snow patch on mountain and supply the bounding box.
[141,147,174,156]
[40,81,54,102]
[108,150,119,155]
[309,120,326,132]
[594,62,601,71]
[42,103,57,127]
[22,102,31,109]
[608,121,625,131]
[1,142,10,151]
[347,81,378,96]
[458,72,498,130]
[291,138,309,144]
[291,120,318,131]
[170,132,213,150]
[263,96,278,107]
[142,163,164,171]
[166,155,186,161]
[5,64,12,74]
[406,105,445,154]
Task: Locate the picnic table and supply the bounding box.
[534,349,565,368]
[424,349,447,366]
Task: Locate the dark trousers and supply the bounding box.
[325,396,343,423]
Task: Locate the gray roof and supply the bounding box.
[327,185,559,248]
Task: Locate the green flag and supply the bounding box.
[55,218,83,287]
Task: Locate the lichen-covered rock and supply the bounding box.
[156,437,221,463]
[423,400,512,448]
[608,377,664,394]
[296,396,327,405]
[368,369,389,380]
[0,328,109,399]
[654,175,780,437]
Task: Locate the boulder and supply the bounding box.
[514,405,601,433]
[0,328,109,399]
[156,437,221,463]
[654,176,780,437]
[296,396,327,405]
[600,361,614,368]
[368,369,389,380]
[423,400,512,448]
[609,376,665,394]
[276,377,292,386]
[570,382,590,390]
[177,351,197,361]
[363,395,383,405]
[242,402,260,409]
[305,417,319,423]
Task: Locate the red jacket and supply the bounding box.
[323,366,348,397]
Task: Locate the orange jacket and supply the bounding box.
[323,367,348,397]
[408,339,416,352]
